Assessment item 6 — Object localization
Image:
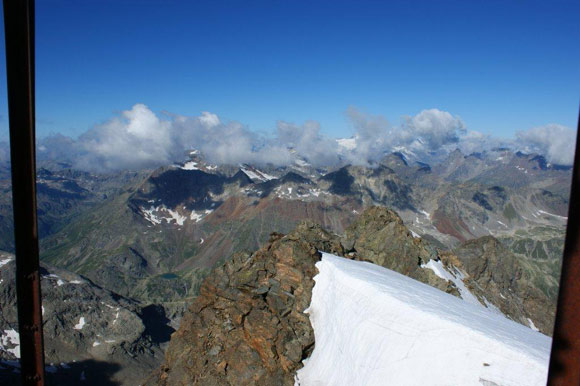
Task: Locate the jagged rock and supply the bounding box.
[342,208,555,334]
[342,206,455,294]
[145,222,342,386]
[146,206,559,384]
[146,210,460,385]
[453,236,555,334]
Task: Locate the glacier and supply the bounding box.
[295,253,551,386]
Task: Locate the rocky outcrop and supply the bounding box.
[145,208,456,385]
[342,208,556,334]
[145,223,343,386]
[145,206,559,384]
[342,207,456,294]
[453,236,556,334]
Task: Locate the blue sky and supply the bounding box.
[0,0,578,141]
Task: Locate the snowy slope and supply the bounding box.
[240,165,277,182]
[295,253,551,386]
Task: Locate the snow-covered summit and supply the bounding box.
[296,253,551,386]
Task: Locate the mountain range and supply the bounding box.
[0,146,570,384]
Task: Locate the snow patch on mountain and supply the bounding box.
[296,253,550,386]
[299,188,328,198]
[141,205,210,226]
[165,208,187,226]
[537,210,567,221]
[528,318,540,332]
[421,259,481,306]
[42,273,70,287]
[0,329,20,358]
[179,161,200,170]
[141,206,163,225]
[73,317,86,330]
[392,145,417,161]
[190,209,213,223]
[241,165,277,182]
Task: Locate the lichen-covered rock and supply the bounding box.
[342,208,555,334]
[343,206,456,294]
[453,236,556,334]
[145,222,342,386]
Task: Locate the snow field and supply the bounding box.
[295,253,551,386]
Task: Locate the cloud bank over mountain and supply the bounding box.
[35,104,576,171]
[516,124,576,165]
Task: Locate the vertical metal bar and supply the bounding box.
[547,108,580,385]
[2,0,45,385]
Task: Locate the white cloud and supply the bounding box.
[277,120,341,167]
[38,104,292,171]
[516,124,576,165]
[343,107,466,164]
[175,114,292,166]
[73,104,174,170]
[35,104,575,170]
[344,107,392,165]
[403,109,465,149]
[453,130,506,156]
[198,111,220,127]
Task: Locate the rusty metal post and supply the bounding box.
[547,108,580,385]
[2,0,46,385]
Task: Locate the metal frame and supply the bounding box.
[547,110,580,385]
[2,0,45,384]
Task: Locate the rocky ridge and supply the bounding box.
[146,206,554,385]
[145,223,342,385]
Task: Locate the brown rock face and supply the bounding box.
[144,222,343,386]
